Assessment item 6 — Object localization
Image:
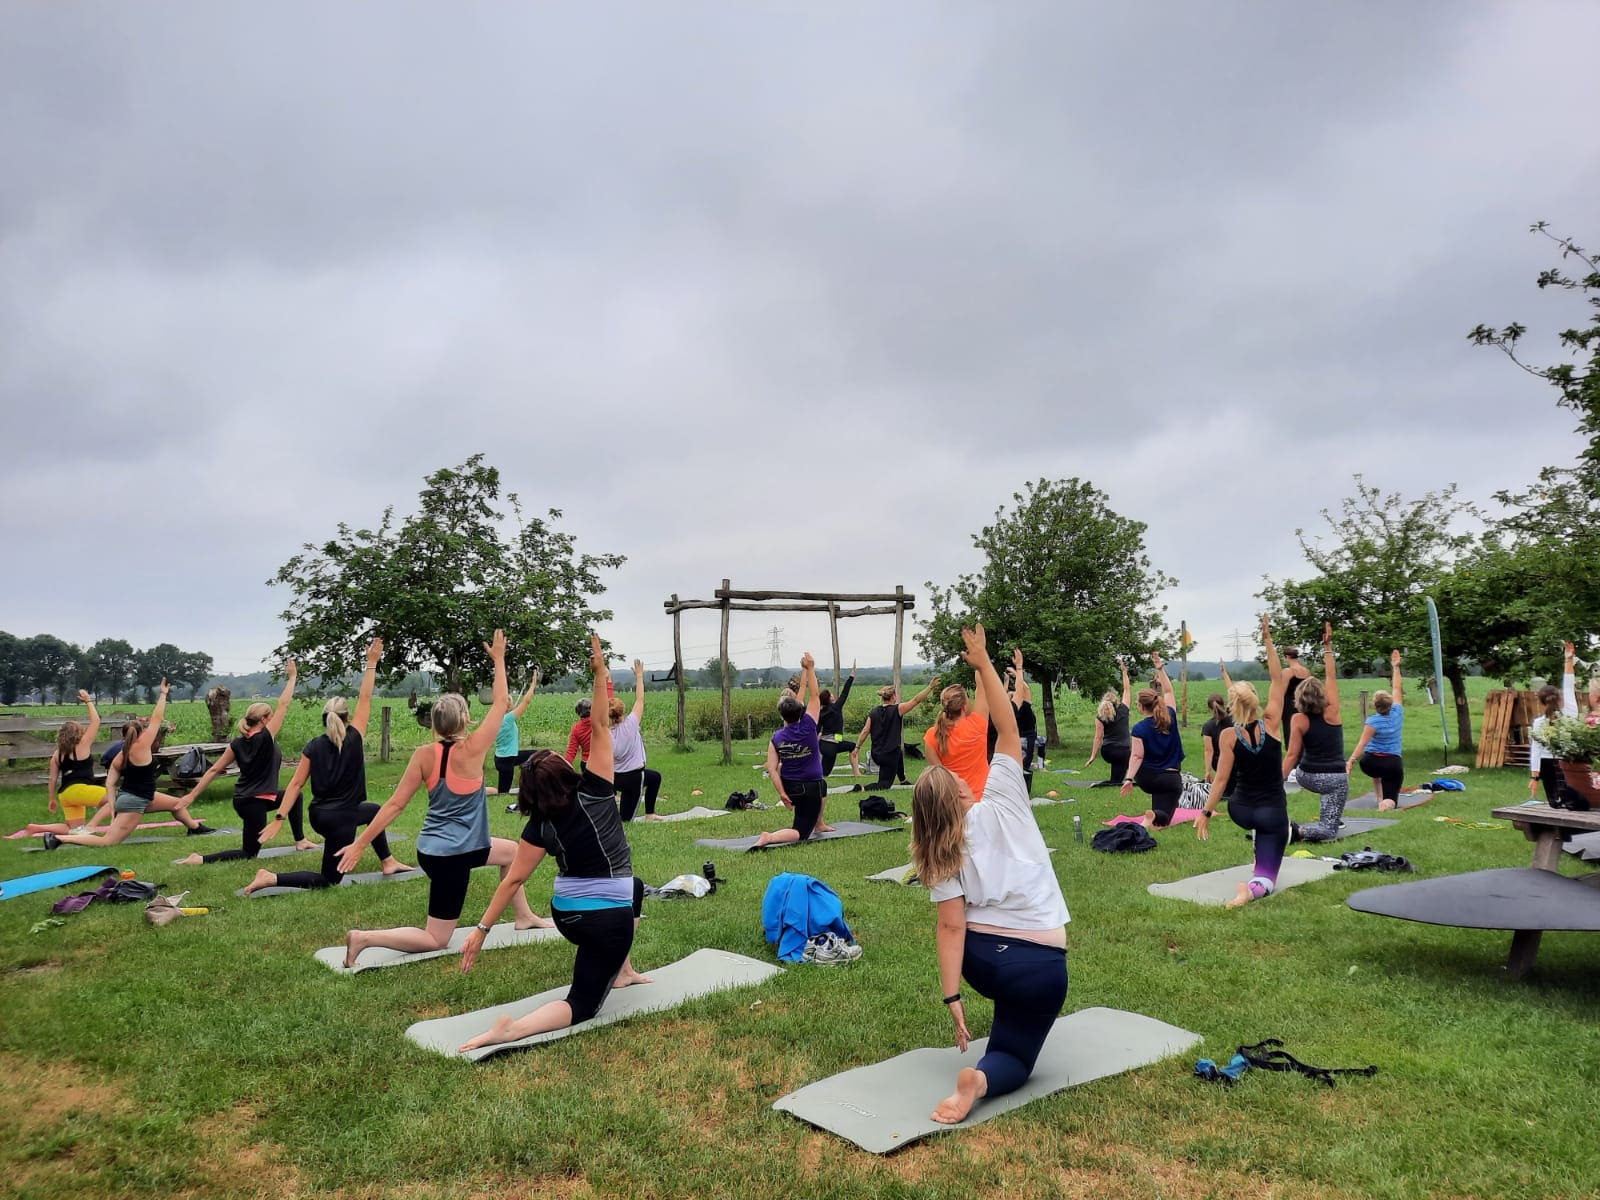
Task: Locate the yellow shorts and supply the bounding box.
[58,783,107,823]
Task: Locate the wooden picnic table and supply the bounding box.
[1489,803,1600,976]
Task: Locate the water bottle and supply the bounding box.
[1073,815,1083,844]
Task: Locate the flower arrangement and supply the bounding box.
[1538,712,1600,764]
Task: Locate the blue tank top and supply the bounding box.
[415,741,491,857]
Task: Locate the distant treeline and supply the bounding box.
[0,631,213,705]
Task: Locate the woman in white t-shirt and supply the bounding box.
[1530,642,1579,804]
[910,623,1069,1126]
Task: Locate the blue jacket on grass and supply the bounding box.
[761,872,853,963]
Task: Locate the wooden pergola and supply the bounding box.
[662,580,915,763]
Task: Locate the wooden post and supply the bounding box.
[1359,690,1369,720]
[380,705,392,762]
[672,595,686,747]
[892,585,905,693]
[829,601,842,690]
[1179,620,1189,728]
[720,578,733,765]
[746,714,752,740]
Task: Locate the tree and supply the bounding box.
[917,478,1175,746]
[135,643,186,701]
[0,632,20,705]
[272,456,625,695]
[82,638,137,703]
[176,650,214,700]
[698,656,737,689]
[1260,477,1481,748]
[22,635,80,703]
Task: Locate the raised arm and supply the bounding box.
[76,690,101,754]
[350,638,383,736]
[265,661,298,739]
[802,652,820,723]
[1261,615,1285,732]
[630,659,647,721]
[587,637,615,783]
[463,631,510,759]
[512,670,539,719]
[1389,650,1403,704]
[1120,656,1132,707]
[1220,660,1233,689]
[898,676,941,716]
[964,625,1018,764]
[836,665,856,710]
[1562,642,1577,715]
[1010,649,1031,706]
[135,682,171,753]
[1153,652,1175,712]
[1320,623,1340,716]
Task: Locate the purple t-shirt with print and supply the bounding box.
[772,713,823,782]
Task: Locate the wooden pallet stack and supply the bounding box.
[1476,690,1540,769]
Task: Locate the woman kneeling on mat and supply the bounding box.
[1118,653,1184,827]
[911,623,1069,1125]
[752,652,828,848]
[334,630,551,965]
[1282,623,1348,841]
[612,659,663,821]
[30,691,106,835]
[1196,615,1295,907]
[1086,657,1133,786]
[458,635,651,1051]
[1346,651,1404,811]
[855,677,940,790]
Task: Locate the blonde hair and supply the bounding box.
[878,685,897,704]
[1373,690,1393,716]
[432,694,470,739]
[1228,681,1261,728]
[1296,678,1327,717]
[1137,687,1171,733]
[323,697,350,752]
[1097,690,1119,723]
[910,766,966,888]
[239,702,274,736]
[933,686,969,757]
[55,721,83,763]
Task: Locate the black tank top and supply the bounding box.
[1284,675,1305,722]
[1229,722,1284,806]
[1298,717,1345,773]
[120,754,158,800]
[59,753,96,788]
[1101,703,1131,748]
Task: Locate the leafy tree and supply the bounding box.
[917,478,1175,745]
[1260,477,1482,747]
[176,650,215,699]
[698,656,737,689]
[82,638,138,703]
[135,643,186,701]
[22,635,80,703]
[0,631,20,705]
[272,456,625,695]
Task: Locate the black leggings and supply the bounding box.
[615,767,662,821]
[494,754,524,796]
[1103,745,1131,786]
[962,930,1068,1097]
[1538,759,1585,808]
[787,778,826,840]
[200,792,307,863]
[874,749,907,789]
[273,802,394,889]
[1359,752,1404,802]
[1019,733,1037,796]
[417,846,492,921]
[820,738,857,776]
[555,876,645,1023]
[1133,766,1183,826]
[1228,797,1291,895]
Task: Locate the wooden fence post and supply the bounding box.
[829,601,842,690]
[1359,691,1369,720]
[892,586,905,693]
[720,578,733,765]
[672,595,686,747]
[380,705,392,762]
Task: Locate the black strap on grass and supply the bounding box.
[1236,1039,1378,1088]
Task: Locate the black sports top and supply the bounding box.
[302,728,367,810]
[818,676,854,738]
[232,729,282,800]
[1015,701,1037,737]
[59,753,97,789]
[1297,717,1346,774]
[1200,714,1235,796]
[1229,722,1285,806]
[1100,703,1131,749]
[521,768,633,881]
[119,754,159,800]
[868,704,904,755]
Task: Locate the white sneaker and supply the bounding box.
[802,933,863,965]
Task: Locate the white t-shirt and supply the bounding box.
[1530,672,1577,773]
[928,755,1069,930]
[611,713,647,773]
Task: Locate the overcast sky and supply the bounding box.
[3,2,1597,679]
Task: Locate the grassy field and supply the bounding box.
[3,677,1598,1200]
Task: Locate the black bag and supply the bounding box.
[1091,825,1158,853]
[858,794,899,821]
[725,789,758,811]
[173,745,210,779]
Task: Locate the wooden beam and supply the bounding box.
[663,600,902,617]
[716,588,915,605]
[829,601,841,690]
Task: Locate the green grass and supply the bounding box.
[2,678,1597,1200]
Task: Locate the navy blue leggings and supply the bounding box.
[961,930,1068,1098]
[1228,798,1290,896]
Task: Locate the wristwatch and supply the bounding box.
[475,922,492,934]
[943,992,962,1005]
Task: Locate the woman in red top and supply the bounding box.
[924,683,990,800]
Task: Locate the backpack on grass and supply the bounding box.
[858,794,900,821]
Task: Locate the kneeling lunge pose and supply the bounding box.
[1118,653,1185,827]
[754,652,826,848]
[911,623,1069,1125]
[855,676,939,790]
[30,691,107,835]
[458,635,651,1051]
[1347,651,1405,811]
[335,631,551,965]
[612,659,662,821]
[1282,623,1348,841]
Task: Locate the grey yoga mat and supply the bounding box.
[634,806,730,823]
[405,948,783,1061]
[238,867,427,898]
[773,1006,1201,1154]
[695,821,904,852]
[1344,791,1430,812]
[24,827,241,851]
[868,848,1055,887]
[1148,856,1338,905]
[1562,831,1600,863]
[314,921,564,973]
[1296,816,1399,841]
[173,843,313,864]
[1347,867,1600,930]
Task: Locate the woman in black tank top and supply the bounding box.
[27,690,106,835]
[1283,624,1349,842]
[1194,615,1297,908]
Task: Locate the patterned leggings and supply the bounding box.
[1294,769,1350,842]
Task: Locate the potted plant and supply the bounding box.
[1535,713,1600,809]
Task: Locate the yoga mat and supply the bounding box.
[634,806,730,823]
[0,864,117,902]
[1562,831,1600,863]
[1344,791,1431,812]
[1055,778,1106,788]
[8,820,185,839]
[1311,817,1399,840]
[172,843,314,864]
[314,921,564,974]
[867,848,1054,887]
[1348,867,1600,930]
[1148,857,1339,905]
[405,949,783,1061]
[773,1006,1201,1153]
[23,828,241,852]
[695,821,904,853]
[238,868,426,898]
[827,783,866,795]
[1104,809,1201,827]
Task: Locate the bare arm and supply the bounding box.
[463,631,510,760]
[1282,716,1306,777]
[936,897,972,1051]
[1153,653,1175,712]
[1220,661,1233,689]
[1195,730,1236,840]
[965,626,1019,763]
[898,676,941,716]
[629,659,646,721]
[259,756,314,842]
[856,719,872,750]
[1390,650,1403,704]
[350,638,383,736]
[76,690,101,755]
[1346,725,1374,772]
[265,662,298,739]
[1120,657,1132,707]
[181,744,237,803]
[1321,624,1341,718]
[104,755,122,799]
[1261,616,1286,734]
[336,750,426,871]
[802,652,820,723]
[587,637,615,783]
[766,742,789,807]
[512,670,539,719]
[461,837,550,972]
[135,682,171,754]
[1563,642,1577,715]
[1118,735,1146,796]
[47,752,61,812]
[1201,734,1216,783]
[1010,650,1031,705]
[1086,718,1104,766]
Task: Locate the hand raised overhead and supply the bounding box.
[484,629,507,660]
[959,624,988,666]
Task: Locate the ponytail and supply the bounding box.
[1097,691,1118,723]
[322,697,351,752]
[1152,703,1172,734]
[934,686,968,757]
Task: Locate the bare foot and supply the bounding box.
[515,914,555,930]
[295,840,319,851]
[1377,800,1397,812]
[343,929,368,969]
[459,1013,516,1052]
[381,860,417,875]
[1225,882,1256,909]
[175,852,203,866]
[242,869,278,895]
[752,833,769,849]
[931,1066,988,1124]
[817,823,837,834]
[644,813,665,822]
[612,966,655,989]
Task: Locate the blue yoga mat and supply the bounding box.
[0,864,117,902]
